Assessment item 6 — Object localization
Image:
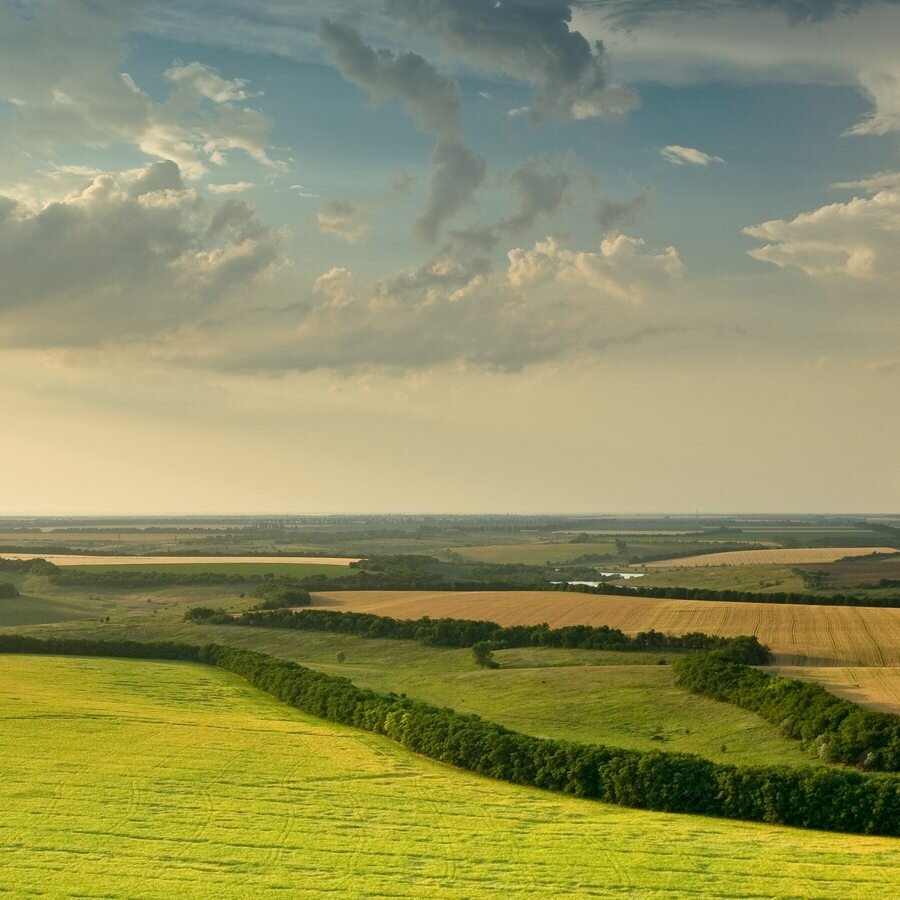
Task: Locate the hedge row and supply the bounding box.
[205,607,771,664]
[0,634,896,836]
[674,652,900,772]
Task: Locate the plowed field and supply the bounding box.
[312,590,900,667]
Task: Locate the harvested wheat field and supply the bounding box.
[771,666,900,715]
[643,547,897,568]
[1,553,360,567]
[312,590,900,667]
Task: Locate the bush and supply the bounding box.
[0,583,20,599]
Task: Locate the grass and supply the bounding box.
[1,654,898,899]
[10,618,825,767]
[456,538,760,566]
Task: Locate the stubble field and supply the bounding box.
[312,590,900,668]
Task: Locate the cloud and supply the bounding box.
[0,161,281,347]
[317,199,371,243]
[507,234,684,303]
[415,140,487,242]
[164,60,256,103]
[319,17,460,139]
[207,182,256,193]
[832,171,900,191]
[500,156,574,234]
[313,267,355,308]
[594,187,652,233]
[744,187,900,277]
[660,145,725,166]
[385,0,638,120]
[319,18,486,242]
[844,67,900,135]
[174,233,683,374]
[584,1,900,26]
[0,1,276,181]
[290,184,320,198]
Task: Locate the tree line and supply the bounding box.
[552,580,900,608]
[0,634,895,837]
[186,606,771,664]
[673,652,900,772]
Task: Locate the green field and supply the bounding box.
[457,538,763,566]
[11,618,822,767]
[1,654,897,898]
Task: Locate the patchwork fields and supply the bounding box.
[312,589,900,668]
[2,654,898,898]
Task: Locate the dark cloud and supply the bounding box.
[319,17,460,138]
[500,156,573,234]
[415,139,487,242]
[385,0,637,120]
[594,187,652,234]
[580,0,900,26]
[319,18,487,242]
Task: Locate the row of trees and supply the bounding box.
[553,580,900,608]
[197,607,771,664]
[0,634,895,836]
[673,652,900,772]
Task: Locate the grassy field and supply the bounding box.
[311,590,900,668]
[1,654,898,899]
[16,618,818,767]
[456,538,762,566]
[643,547,897,568]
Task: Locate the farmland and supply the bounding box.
[1,654,898,899]
[15,618,817,766]
[4,553,360,567]
[642,547,897,568]
[311,589,900,668]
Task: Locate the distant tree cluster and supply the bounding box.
[0,583,19,599]
[674,652,900,772]
[0,634,893,837]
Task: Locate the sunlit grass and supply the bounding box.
[1,654,898,898]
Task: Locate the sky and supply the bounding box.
[1,0,898,515]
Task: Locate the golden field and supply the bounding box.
[312,590,900,669]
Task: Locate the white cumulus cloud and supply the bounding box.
[660,145,725,166]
